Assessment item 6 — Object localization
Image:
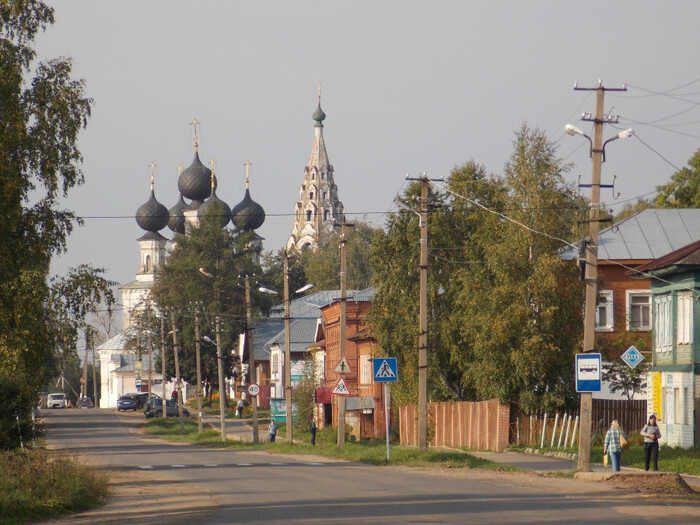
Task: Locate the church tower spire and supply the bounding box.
[287,86,344,251]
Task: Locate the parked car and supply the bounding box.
[144,397,189,418]
[47,393,67,409]
[117,392,153,411]
[76,396,93,408]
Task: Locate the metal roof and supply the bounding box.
[561,209,700,261]
[96,329,136,351]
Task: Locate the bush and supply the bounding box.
[0,448,108,524]
[0,375,37,450]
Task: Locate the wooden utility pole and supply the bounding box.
[336,220,353,446]
[147,310,153,395]
[418,178,429,451]
[194,304,203,433]
[245,276,259,444]
[170,312,185,431]
[283,251,293,443]
[574,80,627,471]
[160,316,167,420]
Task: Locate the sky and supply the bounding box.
[35,1,700,297]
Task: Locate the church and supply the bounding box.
[97,93,342,408]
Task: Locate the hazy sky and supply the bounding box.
[36,1,700,296]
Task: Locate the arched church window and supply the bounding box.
[324,210,329,221]
[145,255,151,272]
[323,191,327,200]
[306,210,312,222]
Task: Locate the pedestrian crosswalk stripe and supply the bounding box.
[171,464,186,468]
[237,463,252,466]
[138,465,154,470]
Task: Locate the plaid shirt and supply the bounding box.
[604,427,625,453]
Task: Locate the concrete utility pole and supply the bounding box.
[170,312,185,431]
[418,178,429,452]
[336,220,354,446]
[82,329,90,399]
[573,80,627,471]
[216,315,226,441]
[160,317,167,420]
[283,251,293,443]
[245,275,259,444]
[194,304,203,433]
[147,310,153,395]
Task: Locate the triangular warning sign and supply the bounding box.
[334,356,351,374]
[375,359,396,379]
[331,377,351,396]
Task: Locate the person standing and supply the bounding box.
[603,420,626,472]
[236,398,245,418]
[641,414,662,471]
[268,420,277,443]
[310,419,317,446]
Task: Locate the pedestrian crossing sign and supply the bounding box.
[331,376,351,396]
[373,358,398,382]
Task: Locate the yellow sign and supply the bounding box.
[651,373,662,421]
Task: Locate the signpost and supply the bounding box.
[575,353,601,392]
[373,358,398,461]
[620,345,645,369]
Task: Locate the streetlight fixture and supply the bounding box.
[565,124,633,161]
[258,257,314,444]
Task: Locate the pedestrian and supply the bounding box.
[236,398,245,418]
[310,419,317,446]
[268,420,277,443]
[603,420,627,472]
[641,414,662,471]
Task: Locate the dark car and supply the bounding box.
[117,392,152,411]
[144,397,189,418]
[76,396,93,408]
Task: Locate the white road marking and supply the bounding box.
[138,466,154,470]
[204,464,219,467]
[171,464,186,468]
[237,463,252,466]
[269,462,285,465]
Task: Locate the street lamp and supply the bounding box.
[203,325,227,442]
[259,256,314,444]
[565,124,633,161]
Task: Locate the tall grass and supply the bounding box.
[0,448,108,524]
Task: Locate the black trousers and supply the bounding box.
[644,441,659,471]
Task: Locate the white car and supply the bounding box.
[47,393,67,408]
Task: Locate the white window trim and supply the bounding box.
[676,293,693,345]
[654,295,672,352]
[595,290,614,332]
[627,289,652,331]
[359,355,372,386]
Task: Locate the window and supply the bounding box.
[323,210,329,221]
[627,290,651,331]
[654,295,672,352]
[309,192,314,200]
[674,388,681,425]
[677,293,693,345]
[360,355,372,385]
[306,210,312,221]
[596,290,614,331]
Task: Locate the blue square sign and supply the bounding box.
[575,353,601,392]
[373,358,398,382]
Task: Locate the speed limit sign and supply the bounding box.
[247,383,260,397]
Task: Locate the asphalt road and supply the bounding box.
[44,408,699,524]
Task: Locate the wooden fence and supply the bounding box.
[591,399,647,434]
[399,400,510,451]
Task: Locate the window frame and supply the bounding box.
[595,289,614,332]
[627,289,652,331]
[654,294,672,352]
[677,293,693,345]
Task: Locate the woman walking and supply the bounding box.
[603,420,627,472]
[641,414,662,471]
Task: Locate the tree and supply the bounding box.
[0,2,92,407]
[301,221,376,290]
[602,361,649,401]
[151,218,262,397]
[656,148,700,208]
[368,125,584,413]
[613,197,654,223]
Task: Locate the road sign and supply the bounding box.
[135,378,142,388]
[236,385,247,392]
[79,376,85,384]
[334,356,351,374]
[575,353,601,392]
[331,377,351,396]
[373,358,398,382]
[620,345,645,369]
[247,383,260,397]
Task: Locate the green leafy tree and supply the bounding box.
[656,148,700,208]
[613,197,654,223]
[258,248,308,315]
[602,361,650,401]
[300,222,376,290]
[151,218,261,397]
[0,1,92,420]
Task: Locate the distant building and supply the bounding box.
[287,92,345,251]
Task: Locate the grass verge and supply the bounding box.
[592,445,700,475]
[143,420,514,470]
[0,448,108,525]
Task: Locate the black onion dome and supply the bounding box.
[199,187,231,229]
[231,188,265,231]
[136,189,169,232]
[178,152,215,201]
[167,194,187,234]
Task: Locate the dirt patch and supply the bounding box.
[605,472,697,495]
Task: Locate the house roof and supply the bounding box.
[560,208,700,261]
[96,329,136,352]
[631,239,700,274]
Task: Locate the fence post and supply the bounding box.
[563,413,572,449]
[557,414,568,448]
[540,412,548,448]
[570,415,579,447]
[550,413,559,448]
